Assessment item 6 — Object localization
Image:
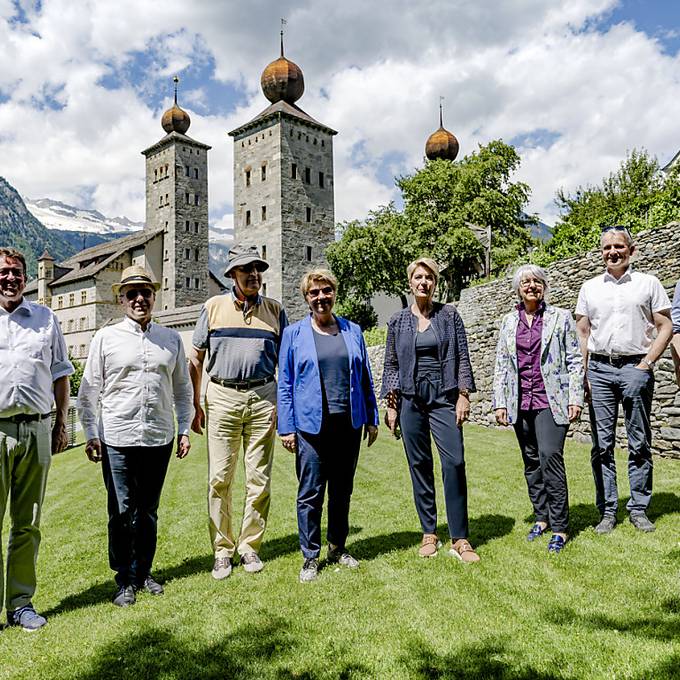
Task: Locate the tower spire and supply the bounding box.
[280,17,287,57]
[439,95,444,128]
[173,75,179,105]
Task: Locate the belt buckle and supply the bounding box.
[235,381,248,391]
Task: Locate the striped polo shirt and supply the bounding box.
[192,289,288,381]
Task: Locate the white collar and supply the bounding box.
[122,315,152,333]
[603,265,633,284]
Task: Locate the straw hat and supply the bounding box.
[112,265,161,295]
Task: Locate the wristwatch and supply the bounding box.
[641,358,655,370]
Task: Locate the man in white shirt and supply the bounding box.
[78,266,192,607]
[576,227,672,534]
[0,247,73,632]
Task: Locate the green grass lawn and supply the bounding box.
[2,424,680,679]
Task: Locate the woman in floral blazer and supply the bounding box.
[493,264,583,554]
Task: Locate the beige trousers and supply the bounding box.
[206,380,276,558]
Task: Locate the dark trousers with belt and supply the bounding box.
[513,408,569,533]
[296,413,362,559]
[588,358,654,517]
[400,377,469,539]
[101,440,173,587]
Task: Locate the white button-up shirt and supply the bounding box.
[77,317,193,446]
[0,299,73,416]
[575,267,671,355]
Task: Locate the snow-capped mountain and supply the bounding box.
[24,198,145,234]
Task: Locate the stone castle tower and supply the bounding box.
[228,35,337,319]
[142,78,212,311]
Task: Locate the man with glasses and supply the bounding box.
[575,226,672,534]
[78,265,192,607]
[0,247,73,631]
[189,245,287,579]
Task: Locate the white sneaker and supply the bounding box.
[212,556,232,580]
[240,552,264,573]
[299,558,319,583]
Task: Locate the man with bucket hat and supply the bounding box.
[189,245,287,579]
[78,265,193,607]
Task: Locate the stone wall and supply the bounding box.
[367,222,680,457]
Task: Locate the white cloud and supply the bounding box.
[1,0,680,238]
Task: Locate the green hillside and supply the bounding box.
[0,177,77,276]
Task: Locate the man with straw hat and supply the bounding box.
[78,265,193,607]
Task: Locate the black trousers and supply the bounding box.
[101,440,173,587]
[400,377,468,539]
[296,414,362,559]
[513,408,569,533]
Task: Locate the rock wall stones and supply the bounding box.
[366,222,680,457]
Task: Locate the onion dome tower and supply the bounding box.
[425,101,459,161]
[161,76,191,134]
[260,31,305,104]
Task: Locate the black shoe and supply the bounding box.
[7,605,47,631]
[594,515,617,534]
[137,575,164,595]
[112,585,136,607]
[630,513,656,532]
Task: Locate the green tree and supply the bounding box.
[69,354,84,397]
[537,149,680,264]
[327,140,535,304]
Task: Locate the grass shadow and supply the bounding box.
[67,618,370,680]
[469,513,515,548]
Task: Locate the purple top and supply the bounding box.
[516,301,549,411]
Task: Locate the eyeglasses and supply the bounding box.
[307,286,334,298]
[124,288,154,301]
[520,278,544,288]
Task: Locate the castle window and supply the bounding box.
[194,277,200,289]
[305,167,311,183]
[165,194,169,205]
[261,205,267,221]
[298,132,301,140]
[67,319,73,332]
[159,195,163,207]
[195,248,200,261]
[313,138,317,145]
[245,169,251,187]
[184,248,191,259]
[194,194,200,206]
[321,140,325,147]
[165,165,169,177]
[291,163,297,179]
[306,207,312,222]
[261,165,266,181]
[305,246,312,261]
[194,221,199,233]
[185,166,190,177]
[185,192,190,204]
[69,293,75,306]
[241,142,244,147]
[194,168,199,179]
[319,172,325,188]
[79,344,85,356]
[262,245,267,260]
[245,210,251,226]
[185,277,191,288]
[164,278,168,288]
[80,317,86,330]
[154,169,158,181]
[81,291,87,304]
[185,220,190,232]
[306,135,309,142]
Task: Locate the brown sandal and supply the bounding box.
[418,533,442,558]
[450,539,480,563]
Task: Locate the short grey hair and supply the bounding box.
[600,226,635,248]
[511,264,549,300]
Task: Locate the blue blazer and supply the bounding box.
[277,315,379,435]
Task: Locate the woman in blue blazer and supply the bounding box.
[278,269,379,583]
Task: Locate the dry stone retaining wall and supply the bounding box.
[367,222,680,458]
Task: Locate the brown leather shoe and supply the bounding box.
[418,533,442,558]
[450,539,480,563]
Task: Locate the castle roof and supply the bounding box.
[228,99,337,138]
[141,130,211,156]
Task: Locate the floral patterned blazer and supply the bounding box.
[492,304,584,425]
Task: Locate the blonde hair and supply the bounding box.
[299,268,338,297]
[407,257,439,285]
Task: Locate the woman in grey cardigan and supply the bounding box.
[382,257,479,563]
[493,264,583,554]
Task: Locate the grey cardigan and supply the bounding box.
[381,303,476,398]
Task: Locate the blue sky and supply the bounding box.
[1,0,679,237]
